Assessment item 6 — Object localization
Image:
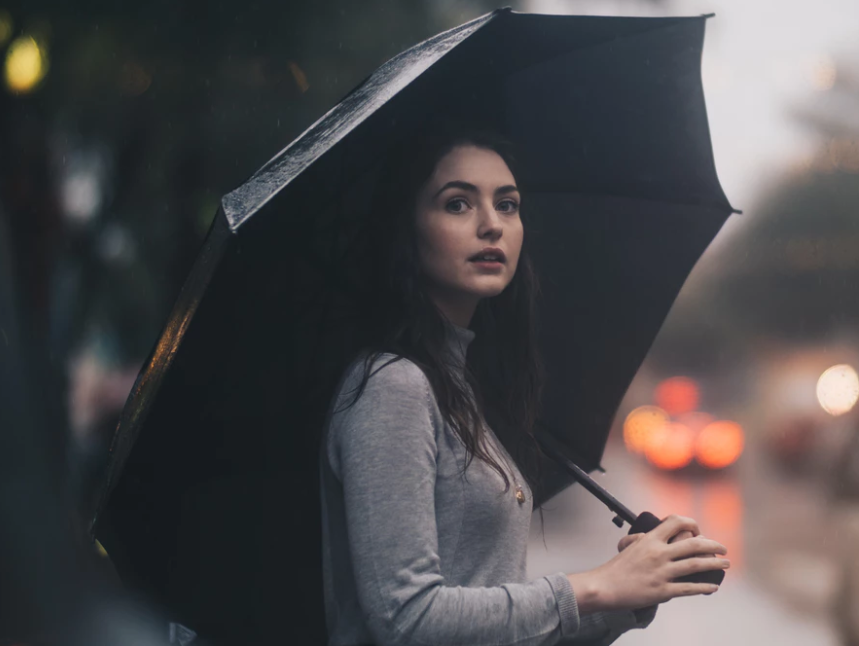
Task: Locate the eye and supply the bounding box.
[497,199,519,213]
[445,197,470,214]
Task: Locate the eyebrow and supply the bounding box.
[433,181,520,199]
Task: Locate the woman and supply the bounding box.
[318,124,730,646]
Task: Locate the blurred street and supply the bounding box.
[528,437,843,645]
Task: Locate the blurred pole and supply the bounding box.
[0,204,170,645]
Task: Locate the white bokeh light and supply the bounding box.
[817,364,859,416]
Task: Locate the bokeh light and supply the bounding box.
[644,422,695,470]
[816,364,859,416]
[676,411,715,434]
[4,35,48,94]
[623,405,669,454]
[655,376,700,416]
[695,420,745,469]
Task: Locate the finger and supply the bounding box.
[666,537,728,560]
[669,529,695,544]
[665,582,721,599]
[667,555,731,579]
[651,515,700,542]
[617,534,643,552]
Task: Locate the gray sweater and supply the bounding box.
[319,321,657,646]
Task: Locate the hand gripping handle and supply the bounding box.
[629,512,726,586]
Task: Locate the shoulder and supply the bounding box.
[328,353,437,433]
[327,353,440,474]
[339,352,431,400]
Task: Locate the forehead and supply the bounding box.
[430,145,515,185]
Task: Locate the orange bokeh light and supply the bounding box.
[695,420,745,469]
[675,411,714,433]
[655,377,700,416]
[623,406,669,454]
[644,422,695,470]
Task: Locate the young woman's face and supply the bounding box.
[414,144,523,326]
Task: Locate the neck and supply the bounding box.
[428,289,478,328]
[441,317,476,377]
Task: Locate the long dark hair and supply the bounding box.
[334,122,548,504]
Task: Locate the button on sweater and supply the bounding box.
[319,320,657,646]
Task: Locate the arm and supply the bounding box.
[556,606,658,644]
[528,457,661,643]
[328,356,582,646]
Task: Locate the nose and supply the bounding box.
[476,202,503,240]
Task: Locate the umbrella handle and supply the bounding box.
[628,511,726,587]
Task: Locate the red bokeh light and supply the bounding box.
[655,377,700,416]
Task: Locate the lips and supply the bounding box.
[468,247,506,263]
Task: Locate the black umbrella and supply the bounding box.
[92,8,737,645]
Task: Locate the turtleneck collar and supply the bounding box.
[442,318,476,376]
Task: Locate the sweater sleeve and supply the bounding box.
[557,605,659,644]
[327,356,582,646]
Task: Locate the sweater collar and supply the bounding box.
[442,318,476,376]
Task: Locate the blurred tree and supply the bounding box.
[0,0,510,413]
[707,57,859,345]
[1,1,501,363]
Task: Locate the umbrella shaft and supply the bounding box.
[535,431,637,525]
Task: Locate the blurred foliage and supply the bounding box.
[711,55,859,344]
[716,159,859,341]
[0,0,504,368]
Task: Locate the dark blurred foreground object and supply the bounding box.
[92,9,736,645]
[0,207,172,645]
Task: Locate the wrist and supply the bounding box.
[566,571,606,614]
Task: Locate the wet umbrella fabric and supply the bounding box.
[92,9,736,645]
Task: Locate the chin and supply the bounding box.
[467,281,510,299]
[432,276,511,304]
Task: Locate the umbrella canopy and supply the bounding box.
[92,8,736,645]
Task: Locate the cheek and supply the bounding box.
[416,223,452,279]
[509,223,525,263]
[418,221,461,264]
